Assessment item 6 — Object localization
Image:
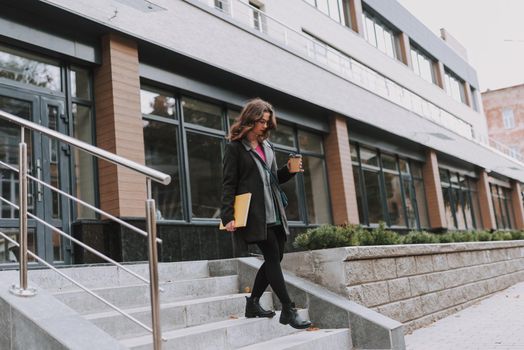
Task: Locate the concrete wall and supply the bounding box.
[282,241,524,332]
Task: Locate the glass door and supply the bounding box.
[0,87,71,265]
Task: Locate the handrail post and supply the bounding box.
[10,127,36,297]
[146,179,162,349]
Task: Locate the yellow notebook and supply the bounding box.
[219,193,252,230]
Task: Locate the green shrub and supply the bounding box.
[477,231,492,241]
[511,231,524,240]
[401,231,439,244]
[437,233,454,243]
[293,225,524,251]
[491,231,513,241]
[367,222,401,245]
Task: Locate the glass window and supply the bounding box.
[353,165,365,223]
[227,109,240,130]
[271,124,295,148]
[503,108,515,129]
[410,45,435,84]
[187,132,223,218]
[182,97,223,130]
[359,147,379,167]
[0,45,61,91]
[275,151,300,221]
[440,168,479,229]
[381,153,397,171]
[72,104,96,219]
[362,12,397,60]
[143,119,182,220]
[414,178,429,228]
[71,68,91,99]
[302,155,330,224]
[384,172,405,226]
[141,88,176,119]
[363,169,385,223]
[298,130,323,153]
[444,70,466,104]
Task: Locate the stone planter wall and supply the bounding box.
[282,241,524,332]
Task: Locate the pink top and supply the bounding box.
[254,144,267,163]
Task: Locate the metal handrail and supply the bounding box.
[0,232,165,339]
[0,108,169,349]
[0,109,171,185]
[0,195,160,289]
[0,159,162,244]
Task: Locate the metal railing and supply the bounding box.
[0,108,170,349]
[198,0,524,167]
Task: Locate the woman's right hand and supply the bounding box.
[225,220,236,232]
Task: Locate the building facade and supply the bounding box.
[0,0,523,265]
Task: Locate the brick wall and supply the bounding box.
[482,85,524,157]
[324,115,359,225]
[421,150,446,229]
[94,33,147,217]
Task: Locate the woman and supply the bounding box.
[221,98,312,329]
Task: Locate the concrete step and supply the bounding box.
[237,329,352,350]
[120,310,309,350]
[53,275,239,314]
[29,261,210,292]
[85,292,274,339]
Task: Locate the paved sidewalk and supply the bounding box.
[405,282,524,350]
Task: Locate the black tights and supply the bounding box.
[250,226,291,305]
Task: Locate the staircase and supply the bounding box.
[26,259,352,350]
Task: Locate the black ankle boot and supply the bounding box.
[245,296,276,318]
[279,302,312,329]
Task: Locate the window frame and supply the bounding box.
[351,142,428,229]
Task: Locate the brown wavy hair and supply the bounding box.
[227,98,277,141]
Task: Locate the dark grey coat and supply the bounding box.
[220,139,295,243]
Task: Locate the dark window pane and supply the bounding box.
[363,170,384,223]
[414,179,429,228]
[227,109,240,130]
[71,67,91,99]
[72,104,96,219]
[384,173,405,226]
[275,151,299,221]
[491,185,502,228]
[411,162,423,178]
[302,156,331,224]
[187,132,223,218]
[0,45,61,91]
[350,144,358,163]
[182,97,223,130]
[381,154,397,172]
[462,190,474,229]
[439,169,449,184]
[353,165,365,224]
[271,124,295,148]
[453,188,466,230]
[402,178,417,228]
[140,88,176,119]
[0,97,35,217]
[399,159,409,175]
[507,194,515,229]
[442,187,455,228]
[298,130,323,154]
[144,120,182,220]
[360,147,379,167]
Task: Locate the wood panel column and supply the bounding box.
[398,32,412,68]
[477,170,496,230]
[510,180,524,229]
[422,149,446,229]
[324,115,359,225]
[348,0,364,34]
[94,33,147,217]
[434,61,446,90]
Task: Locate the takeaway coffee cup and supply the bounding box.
[288,153,303,173]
